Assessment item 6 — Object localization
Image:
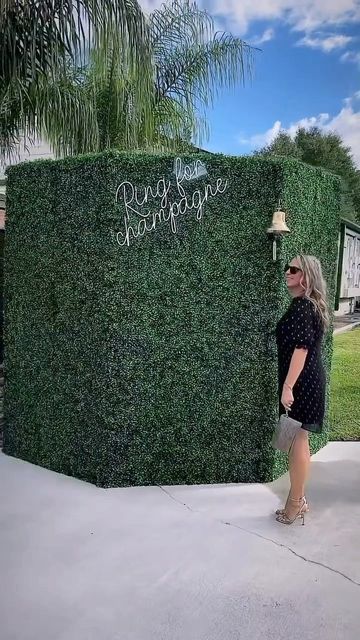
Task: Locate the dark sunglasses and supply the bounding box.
[284,264,302,275]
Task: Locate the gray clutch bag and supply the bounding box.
[272,410,302,453]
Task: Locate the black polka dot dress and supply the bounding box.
[276,296,326,433]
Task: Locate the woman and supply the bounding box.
[275,254,329,525]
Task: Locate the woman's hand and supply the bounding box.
[281,384,294,411]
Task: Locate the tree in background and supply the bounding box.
[257,127,360,222]
[0,0,152,160]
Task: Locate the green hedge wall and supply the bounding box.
[3,152,340,486]
[0,230,4,363]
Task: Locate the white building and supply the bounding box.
[335,219,360,315]
[0,140,53,181]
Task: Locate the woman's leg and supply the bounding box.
[285,428,310,518]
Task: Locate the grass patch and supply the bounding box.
[329,328,360,441]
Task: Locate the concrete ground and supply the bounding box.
[333,313,360,335]
[1,443,359,640]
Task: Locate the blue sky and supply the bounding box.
[1,0,359,177]
[142,0,360,165]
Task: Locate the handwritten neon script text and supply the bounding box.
[115,158,228,247]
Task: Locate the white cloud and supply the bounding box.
[285,113,331,137]
[207,0,360,36]
[239,120,282,147]
[297,34,353,52]
[327,99,360,165]
[138,0,162,14]
[250,28,275,45]
[239,93,360,166]
[239,115,331,147]
[139,1,360,37]
[341,50,360,66]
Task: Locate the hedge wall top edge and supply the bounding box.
[5,149,341,187]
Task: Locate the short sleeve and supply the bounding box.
[291,298,316,349]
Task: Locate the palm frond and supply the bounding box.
[0,0,153,160]
[0,66,99,159]
[157,33,253,101]
[0,0,150,81]
[37,69,99,157]
[149,0,213,54]
[85,43,154,151]
[154,29,253,145]
[0,82,24,161]
[151,94,207,149]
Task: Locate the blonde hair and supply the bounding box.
[297,254,329,329]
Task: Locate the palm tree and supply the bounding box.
[148,0,253,150]
[92,0,254,152]
[5,0,254,157]
[0,0,152,159]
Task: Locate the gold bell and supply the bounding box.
[267,205,290,262]
[267,209,290,235]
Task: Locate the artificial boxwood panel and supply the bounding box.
[0,231,4,363]
[273,161,341,477]
[4,152,340,486]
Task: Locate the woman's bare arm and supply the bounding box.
[285,348,308,389]
[281,348,309,410]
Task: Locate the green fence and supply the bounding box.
[3,152,340,486]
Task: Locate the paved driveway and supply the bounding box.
[1,443,359,640]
